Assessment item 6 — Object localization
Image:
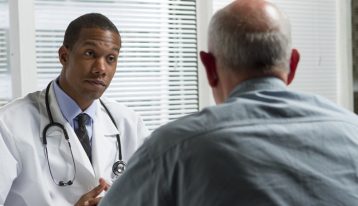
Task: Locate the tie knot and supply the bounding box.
[76,113,90,126]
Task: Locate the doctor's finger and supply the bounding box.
[87,182,107,198]
[99,178,111,191]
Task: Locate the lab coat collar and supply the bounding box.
[39,83,95,187]
[52,79,97,133]
[39,82,119,187]
[91,102,120,179]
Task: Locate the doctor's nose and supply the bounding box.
[92,58,107,75]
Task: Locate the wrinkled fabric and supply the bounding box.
[0,82,149,206]
[101,77,358,206]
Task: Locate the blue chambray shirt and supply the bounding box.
[101,77,358,206]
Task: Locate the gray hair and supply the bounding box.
[208,6,292,72]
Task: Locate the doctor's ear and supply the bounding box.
[58,46,68,65]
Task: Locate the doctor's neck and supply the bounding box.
[56,78,95,111]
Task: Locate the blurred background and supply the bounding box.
[0,0,354,131]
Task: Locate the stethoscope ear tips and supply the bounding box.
[58,180,73,186]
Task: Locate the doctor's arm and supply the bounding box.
[0,126,20,204]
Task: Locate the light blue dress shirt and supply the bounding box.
[52,79,97,141]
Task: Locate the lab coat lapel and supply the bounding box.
[39,83,95,182]
[92,103,119,181]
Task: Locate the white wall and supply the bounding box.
[9,0,37,98]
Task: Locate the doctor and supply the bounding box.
[0,13,149,206]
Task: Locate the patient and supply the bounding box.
[100,0,358,205]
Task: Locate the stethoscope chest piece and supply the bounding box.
[112,160,126,176]
[43,82,125,186]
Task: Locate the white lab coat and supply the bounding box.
[0,84,149,206]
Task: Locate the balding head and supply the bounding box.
[208,0,291,72]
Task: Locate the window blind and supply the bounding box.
[352,0,358,112]
[0,0,9,106]
[213,0,338,103]
[34,0,198,131]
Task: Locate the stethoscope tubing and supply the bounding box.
[42,81,125,186]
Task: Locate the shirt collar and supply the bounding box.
[52,79,97,127]
[227,77,287,102]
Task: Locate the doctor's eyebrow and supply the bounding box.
[81,41,120,53]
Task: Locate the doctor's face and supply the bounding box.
[58,27,121,110]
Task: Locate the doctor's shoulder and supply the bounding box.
[99,97,143,122]
[0,91,43,140]
[99,97,150,139]
[0,91,43,117]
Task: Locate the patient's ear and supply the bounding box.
[287,48,300,85]
[200,51,219,87]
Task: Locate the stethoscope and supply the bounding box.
[42,82,126,186]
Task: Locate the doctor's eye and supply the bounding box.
[84,50,95,58]
[107,55,117,64]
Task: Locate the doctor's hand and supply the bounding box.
[75,178,110,206]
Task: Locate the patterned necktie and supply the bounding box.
[75,113,92,163]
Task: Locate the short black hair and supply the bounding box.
[63,13,120,49]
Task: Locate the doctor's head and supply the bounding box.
[58,13,121,110]
[200,0,300,104]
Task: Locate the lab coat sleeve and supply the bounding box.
[136,115,150,144]
[0,124,21,204]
